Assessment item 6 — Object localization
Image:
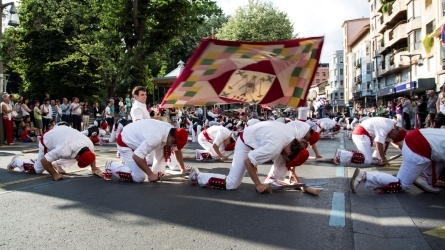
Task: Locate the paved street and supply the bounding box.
[0,133,444,249]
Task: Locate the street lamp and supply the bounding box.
[398,53,423,128]
[0,1,19,146]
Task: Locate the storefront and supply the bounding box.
[393,78,436,97]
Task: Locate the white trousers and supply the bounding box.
[364,142,444,190]
[145,151,179,170]
[197,134,227,158]
[396,114,403,128]
[348,134,381,165]
[108,145,168,182]
[191,125,202,142]
[266,155,288,181]
[196,138,250,190]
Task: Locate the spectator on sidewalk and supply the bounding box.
[427,90,438,114]
[1,94,15,145]
[130,86,150,121]
[33,100,43,136]
[61,98,70,123]
[21,125,35,142]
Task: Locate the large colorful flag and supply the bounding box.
[160,37,324,108]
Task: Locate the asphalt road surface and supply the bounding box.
[0,133,444,249]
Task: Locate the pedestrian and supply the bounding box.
[350,128,445,194]
[7,126,101,181]
[103,119,189,182]
[334,117,406,166]
[1,94,15,145]
[70,97,82,131]
[188,121,309,194]
[33,100,43,136]
[195,125,235,161]
[130,86,150,121]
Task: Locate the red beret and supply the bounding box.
[175,128,188,150]
[91,137,100,144]
[393,129,406,143]
[224,141,236,151]
[101,121,108,130]
[309,131,320,146]
[77,151,96,168]
[286,149,309,169]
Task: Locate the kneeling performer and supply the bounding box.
[195,126,235,161]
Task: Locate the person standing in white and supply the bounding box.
[334,117,406,166]
[103,119,189,182]
[7,126,100,181]
[188,121,309,194]
[195,126,234,161]
[297,102,311,122]
[350,128,445,194]
[70,97,82,131]
[130,86,150,121]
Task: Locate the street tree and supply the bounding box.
[217,0,295,42]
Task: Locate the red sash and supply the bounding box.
[405,129,436,187]
[239,132,253,150]
[352,124,373,146]
[202,129,212,143]
[116,133,130,148]
[39,135,48,154]
[297,119,306,122]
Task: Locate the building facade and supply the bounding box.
[342,18,372,113]
[328,50,345,112]
[369,0,437,107]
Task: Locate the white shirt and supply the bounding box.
[358,117,396,144]
[247,118,260,127]
[286,121,311,140]
[121,119,176,159]
[316,118,336,131]
[105,106,112,118]
[21,104,30,116]
[43,126,94,162]
[417,129,445,162]
[202,126,232,146]
[41,105,53,119]
[70,102,82,115]
[130,100,151,121]
[297,106,310,120]
[242,121,297,166]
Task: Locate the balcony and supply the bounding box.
[355,75,362,84]
[354,58,361,68]
[387,21,407,48]
[406,16,422,33]
[353,92,362,99]
[387,0,407,24]
[375,15,387,33]
[362,89,374,97]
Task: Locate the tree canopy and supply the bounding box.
[1,0,224,102]
[217,0,295,42]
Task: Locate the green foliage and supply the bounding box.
[217,0,294,41]
[381,1,394,14]
[423,36,434,54]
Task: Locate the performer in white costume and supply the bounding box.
[188,121,309,193]
[246,118,261,127]
[130,86,151,121]
[350,128,445,194]
[334,117,406,166]
[103,119,188,182]
[195,126,235,161]
[307,118,341,138]
[297,102,310,122]
[7,126,100,181]
[265,120,319,184]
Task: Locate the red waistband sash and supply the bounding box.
[39,135,48,154]
[202,130,212,143]
[405,129,436,187]
[352,124,373,146]
[116,133,130,148]
[239,132,253,150]
[297,119,306,122]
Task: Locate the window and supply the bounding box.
[316,72,319,76]
[371,4,373,11]
[443,0,445,17]
[339,56,343,63]
[340,69,344,75]
[334,69,337,76]
[335,81,338,88]
[322,72,326,76]
[340,80,344,86]
[426,20,435,35]
[407,0,420,22]
[334,92,338,99]
[340,92,344,99]
[316,79,320,83]
[408,29,421,51]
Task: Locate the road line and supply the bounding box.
[329,192,345,227]
[33,179,75,189]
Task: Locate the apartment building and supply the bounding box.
[369,0,437,106]
[342,18,372,112]
[328,50,345,111]
[311,63,329,87]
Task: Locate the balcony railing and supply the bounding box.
[355,75,362,84]
[354,58,361,68]
[362,89,374,97]
[353,92,362,99]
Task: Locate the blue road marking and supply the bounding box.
[33,179,74,189]
[329,192,345,227]
[336,166,345,177]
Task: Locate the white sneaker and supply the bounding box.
[7,155,20,172]
[414,174,439,193]
[189,167,200,185]
[195,149,203,161]
[350,167,366,193]
[103,161,113,181]
[263,176,276,184]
